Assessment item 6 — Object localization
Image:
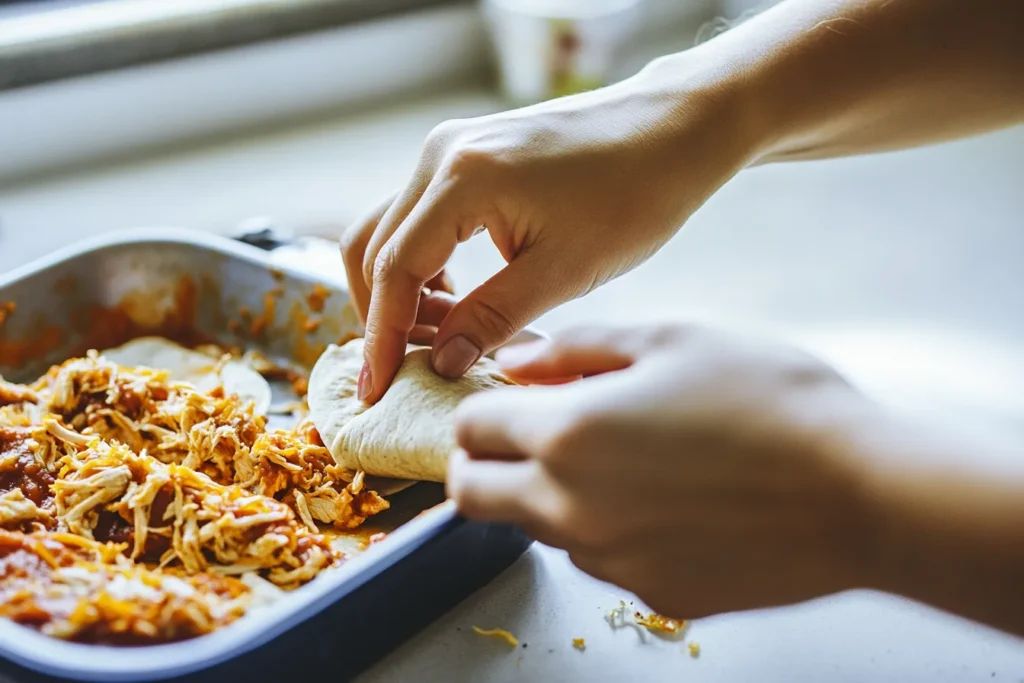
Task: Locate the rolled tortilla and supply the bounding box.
[307,338,513,481]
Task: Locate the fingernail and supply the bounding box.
[434,335,481,378]
[494,340,547,369]
[357,362,373,401]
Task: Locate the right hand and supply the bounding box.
[341,58,758,402]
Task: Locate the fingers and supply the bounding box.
[454,383,571,458]
[447,450,576,549]
[416,290,457,327]
[359,179,470,403]
[340,193,396,322]
[408,324,438,347]
[432,250,573,379]
[360,189,419,293]
[494,325,684,381]
[447,450,539,524]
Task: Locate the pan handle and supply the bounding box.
[232,217,345,251]
[231,217,295,251]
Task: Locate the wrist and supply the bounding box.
[837,408,1024,635]
[803,391,898,593]
[630,48,775,171]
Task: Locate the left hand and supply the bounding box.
[447,324,884,619]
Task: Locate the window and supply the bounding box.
[0,0,455,90]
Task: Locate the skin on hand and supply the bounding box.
[450,326,1024,636]
[334,0,1024,633]
[339,68,756,403]
[342,0,1023,404]
[446,324,883,620]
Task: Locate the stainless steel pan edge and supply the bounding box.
[0,228,544,681]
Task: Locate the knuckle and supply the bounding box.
[443,145,498,180]
[462,296,519,346]
[423,120,466,165]
[372,243,400,285]
[361,309,389,345]
[338,225,364,262]
[425,119,462,148]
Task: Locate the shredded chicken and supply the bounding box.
[244,422,389,531]
[28,352,387,530]
[0,346,390,644]
[0,489,51,530]
[0,379,38,407]
[49,437,336,588]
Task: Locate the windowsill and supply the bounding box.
[0,0,461,91]
[0,0,719,184]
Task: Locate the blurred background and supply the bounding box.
[0,0,1021,432]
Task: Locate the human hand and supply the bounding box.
[340,62,757,403]
[447,324,884,619]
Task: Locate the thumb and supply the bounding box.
[431,251,573,379]
[492,325,676,381]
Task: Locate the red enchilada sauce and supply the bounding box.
[0,427,54,510]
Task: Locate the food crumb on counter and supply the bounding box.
[688,642,701,658]
[634,611,687,636]
[572,638,586,651]
[472,626,519,647]
[605,601,628,627]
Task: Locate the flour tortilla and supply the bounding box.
[101,337,273,416]
[307,338,514,482]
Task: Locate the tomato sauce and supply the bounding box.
[0,427,54,509]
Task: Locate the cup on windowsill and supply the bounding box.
[481,0,643,106]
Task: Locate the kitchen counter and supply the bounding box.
[1,87,1023,681]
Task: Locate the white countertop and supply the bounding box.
[1,88,1023,681]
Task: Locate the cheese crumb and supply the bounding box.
[688,641,701,658]
[634,612,687,635]
[472,626,519,647]
[572,638,586,651]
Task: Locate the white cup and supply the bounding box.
[481,0,643,105]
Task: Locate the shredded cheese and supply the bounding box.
[634,611,687,635]
[472,626,519,647]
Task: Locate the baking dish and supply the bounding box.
[0,229,535,682]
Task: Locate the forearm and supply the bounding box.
[856,415,1024,635]
[646,0,1024,163]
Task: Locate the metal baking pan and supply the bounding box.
[0,229,534,683]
